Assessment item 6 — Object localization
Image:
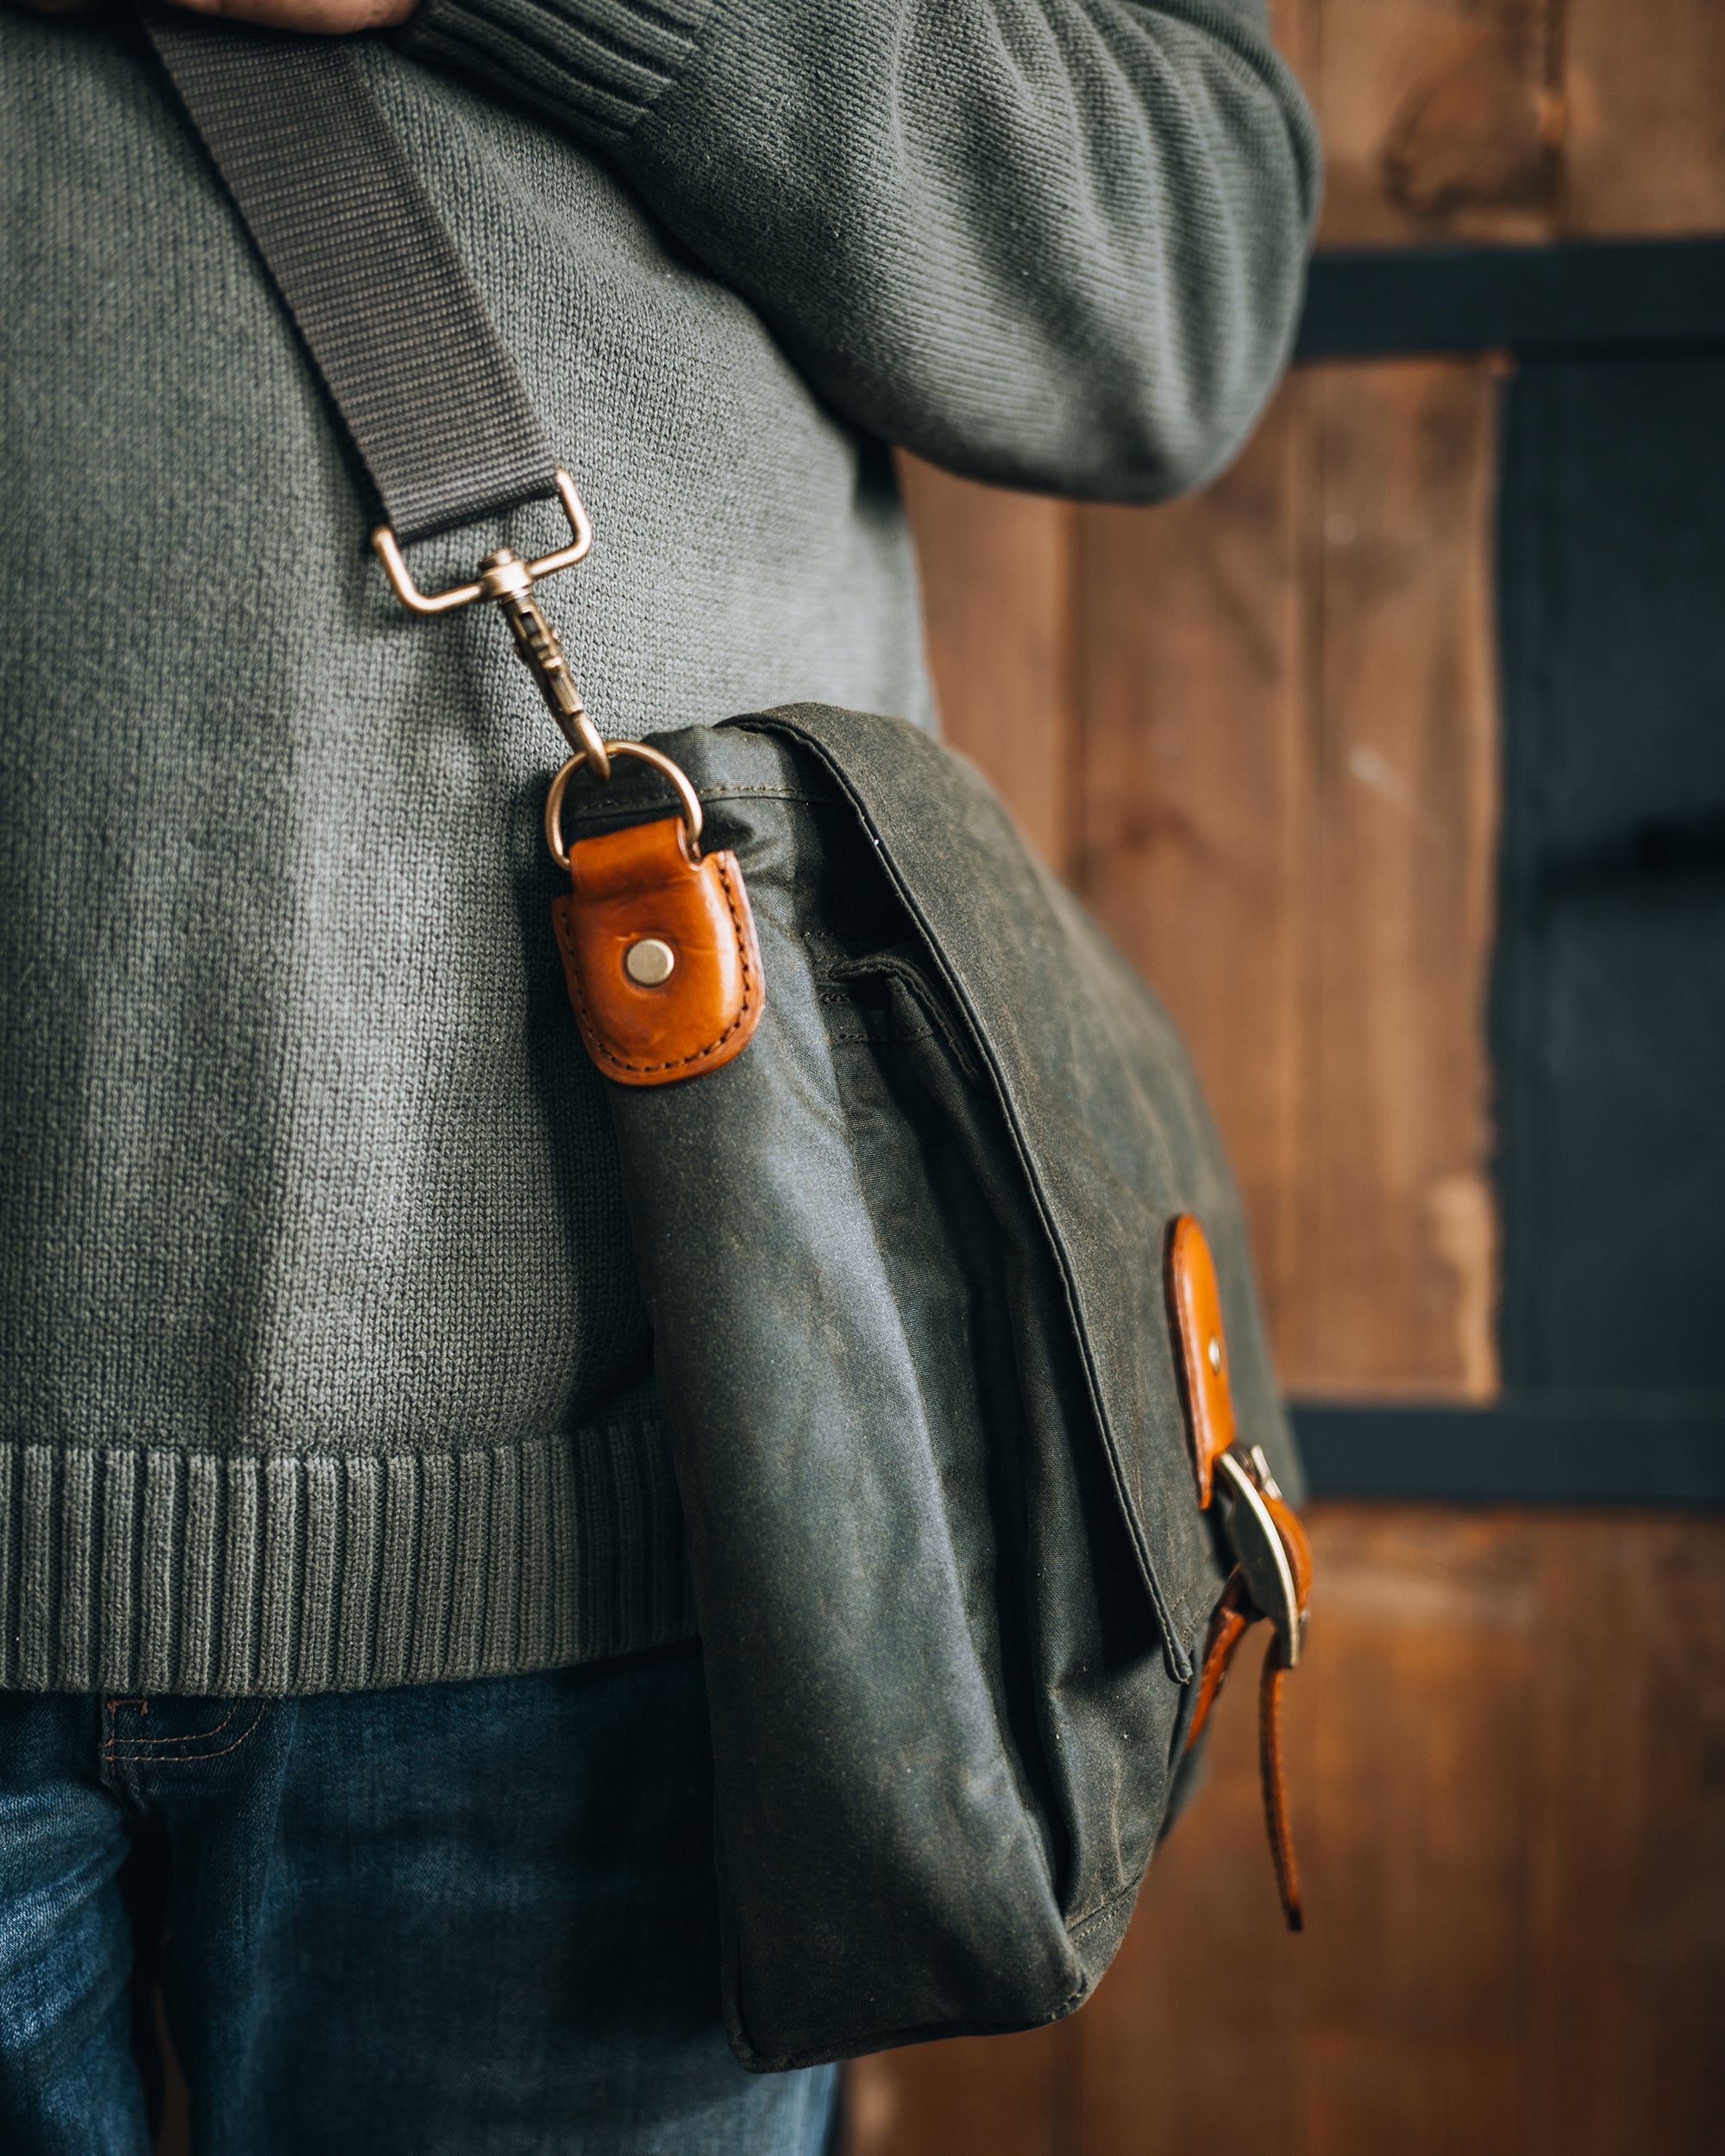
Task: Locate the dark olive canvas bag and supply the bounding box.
[561,712,1303,2067]
[144,9,1314,2074]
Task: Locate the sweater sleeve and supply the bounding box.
[392,0,1320,501]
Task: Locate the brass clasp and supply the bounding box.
[543,743,706,873]
[1214,1445,1308,1669]
[371,468,610,778]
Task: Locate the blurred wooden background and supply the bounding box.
[853,3,1725,2150]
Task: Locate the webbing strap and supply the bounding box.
[142,8,558,546]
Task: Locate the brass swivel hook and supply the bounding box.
[371,467,612,779]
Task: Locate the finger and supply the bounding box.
[155,0,419,30]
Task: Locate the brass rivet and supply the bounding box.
[1207,1335,1222,1375]
[624,937,676,987]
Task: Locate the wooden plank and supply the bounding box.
[1073,379,1314,1380]
[1559,0,1725,237]
[1305,358,1502,1396]
[1276,0,1565,249]
[1527,1517,1725,2153]
[855,1510,1725,2156]
[1080,1506,1542,2156]
[894,456,1078,876]
[1274,0,1725,249]
[1074,360,1500,1398]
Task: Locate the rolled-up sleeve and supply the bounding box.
[396,0,1320,500]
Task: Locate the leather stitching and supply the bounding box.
[561,851,759,1076]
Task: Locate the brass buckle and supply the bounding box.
[371,469,610,777]
[371,468,592,615]
[1215,1445,1305,1668]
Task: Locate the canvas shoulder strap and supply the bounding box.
[141,7,608,767]
[142,7,555,547]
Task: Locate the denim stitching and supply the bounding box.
[102,1698,245,1754]
[108,1700,270,1766]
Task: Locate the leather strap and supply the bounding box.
[141,8,559,543]
[1258,1635,1303,1932]
[1185,1566,1306,1933]
[1165,1212,1236,1508]
[1169,1213,1309,1930]
[1185,1570,1251,1752]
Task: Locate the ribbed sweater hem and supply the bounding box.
[396,0,712,144]
[0,1423,697,1696]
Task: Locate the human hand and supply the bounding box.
[9,0,417,26]
[156,0,420,23]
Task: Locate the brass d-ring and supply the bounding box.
[544,743,706,873]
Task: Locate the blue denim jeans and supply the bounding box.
[0,1644,837,2153]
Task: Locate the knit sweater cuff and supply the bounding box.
[395,0,715,145]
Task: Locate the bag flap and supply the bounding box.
[721,705,1297,1676]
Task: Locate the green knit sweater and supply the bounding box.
[0,0,1317,1695]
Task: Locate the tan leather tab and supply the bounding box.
[1165,1213,1235,1508]
[551,816,763,1087]
[1259,1635,1304,1932]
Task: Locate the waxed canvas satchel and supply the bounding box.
[144,9,1314,2077]
[553,709,1308,2068]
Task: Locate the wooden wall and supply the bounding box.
[1282,0,1725,246]
[849,1508,1725,2156]
[853,3,1725,2150]
[903,354,1504,1405]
